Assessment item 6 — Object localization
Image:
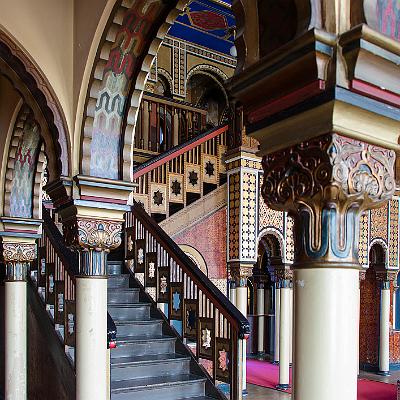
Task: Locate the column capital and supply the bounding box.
[262,133,395,266]
[273,264,293,284]
[63,217,122,253]
[2,242,37,281]
[229,262,253,287]
[376,270,397,283]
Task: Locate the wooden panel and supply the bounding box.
[64,301,76,347]
[145,252,157,287]
[125,226,136,260]
[215,338,230,383]
[157,266,170,303]
[150,183,168,214]
[135,239,146,273]
[54,281,65,325]
[183,299,198,340]
[169,283,183,321]
[197,317,214,361]
[169,173,184,203]
[45,262,56,305]
[185,164,201,194]
[202,154,218,185]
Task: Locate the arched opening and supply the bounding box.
[186,72,229,129]
[359,243,386,370]
[247,233,283,357]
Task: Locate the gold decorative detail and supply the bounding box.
[63,218,122,252]
[262,134,396,265]
[2,243,36,263]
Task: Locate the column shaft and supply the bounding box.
[289,286,293,365]
[293,267,359,400]
[5,281,27,400]
[257,287,265,353]
[274,285,280,363]
[236,286,247,392]
[278,281,291,389]
[379,282,391,375]
[76,277,108,400]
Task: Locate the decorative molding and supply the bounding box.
[262,133,396,265]
[63,218,122,252]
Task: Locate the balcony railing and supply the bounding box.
[133,124,228,219]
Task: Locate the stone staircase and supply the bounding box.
[107,261,221,400]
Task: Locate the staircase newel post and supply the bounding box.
[62,216,123,400]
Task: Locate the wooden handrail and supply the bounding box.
[131,201,250,338]
[143,92,207,114]
[133,124,228,180]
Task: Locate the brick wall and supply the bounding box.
[173,207,227,279]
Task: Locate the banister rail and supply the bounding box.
[125,202,249,398]
[32,207,117,364]
[133,124,227,218]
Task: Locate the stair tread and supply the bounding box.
[108,303,151,308]
[111,374,206,391]
[111,353,189,366]
[114,318,162,325]
[117,334,175,343]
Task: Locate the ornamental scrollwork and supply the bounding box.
[63,217,122,252]
[261,133,396,264]
[2,242,36,263]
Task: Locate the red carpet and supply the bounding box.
[247,359,397,400]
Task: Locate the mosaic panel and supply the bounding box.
[228,172,240,260]
[210,278,227,296]
[358,212,370,266]
[389,199,399,268]
[370,204,388,241]
[285,214,295,263]
[241,172,257,260]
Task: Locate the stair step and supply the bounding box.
[115,319,163,338]
[108,288,140,304]
[108,261,124,275]
[108,274,130,288]
[111,335,176,358]
[111,353,191,380]
[108,303,151,321]
[110,374,206,400]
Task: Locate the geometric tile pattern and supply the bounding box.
[389,199,399,269]
[241,172,257,260]
[228,172,240,260]
[358,212,370,267]
[370,204,388,242]
[285,214,295,263]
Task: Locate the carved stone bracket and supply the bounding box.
[2,242,36,281]
[262,133,395,266]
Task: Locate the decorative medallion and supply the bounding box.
[160,276,167,293]
[173,291,181,311]
[171,180,182,195]
[205,161,215,177]
[189,171,199,186]
[218,348,228,372]
[148,262,155,278]
[138,248,144,265]
[153,190,164,206]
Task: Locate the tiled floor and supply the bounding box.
[245,370,400,399]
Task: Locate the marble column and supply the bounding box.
[273,282,280,364]
[256,282,265,354]
[3,242,36,400]
[63,217,122,400]
[289,284,293,365]
[261,134,396,400]
[230,280,237,306]
[277,279,291,390]
[378,279,391,376]
[231,263,253,394]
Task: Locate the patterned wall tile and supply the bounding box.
[359,212,370,267]
[370,204,389,242]
[241,172,257,260]
[228,172,240,260]
[389,199,399,269]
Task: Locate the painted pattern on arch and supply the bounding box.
[9,107,41,218]
[377,0,400,40]
[90,0,172,178]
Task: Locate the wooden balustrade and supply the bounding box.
[125,202,250,399]
[133,93,208,165]
[133,124,228,219]
[31,207,117,364]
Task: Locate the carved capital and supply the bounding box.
[376,270,397,283]
[262,134,395,266]
[2,243,36,263]
[2,242,36,281]
[229,262,253,287]
[63,217,122,253]
[273,264,293,284]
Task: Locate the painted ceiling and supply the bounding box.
[167,0,235,56]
